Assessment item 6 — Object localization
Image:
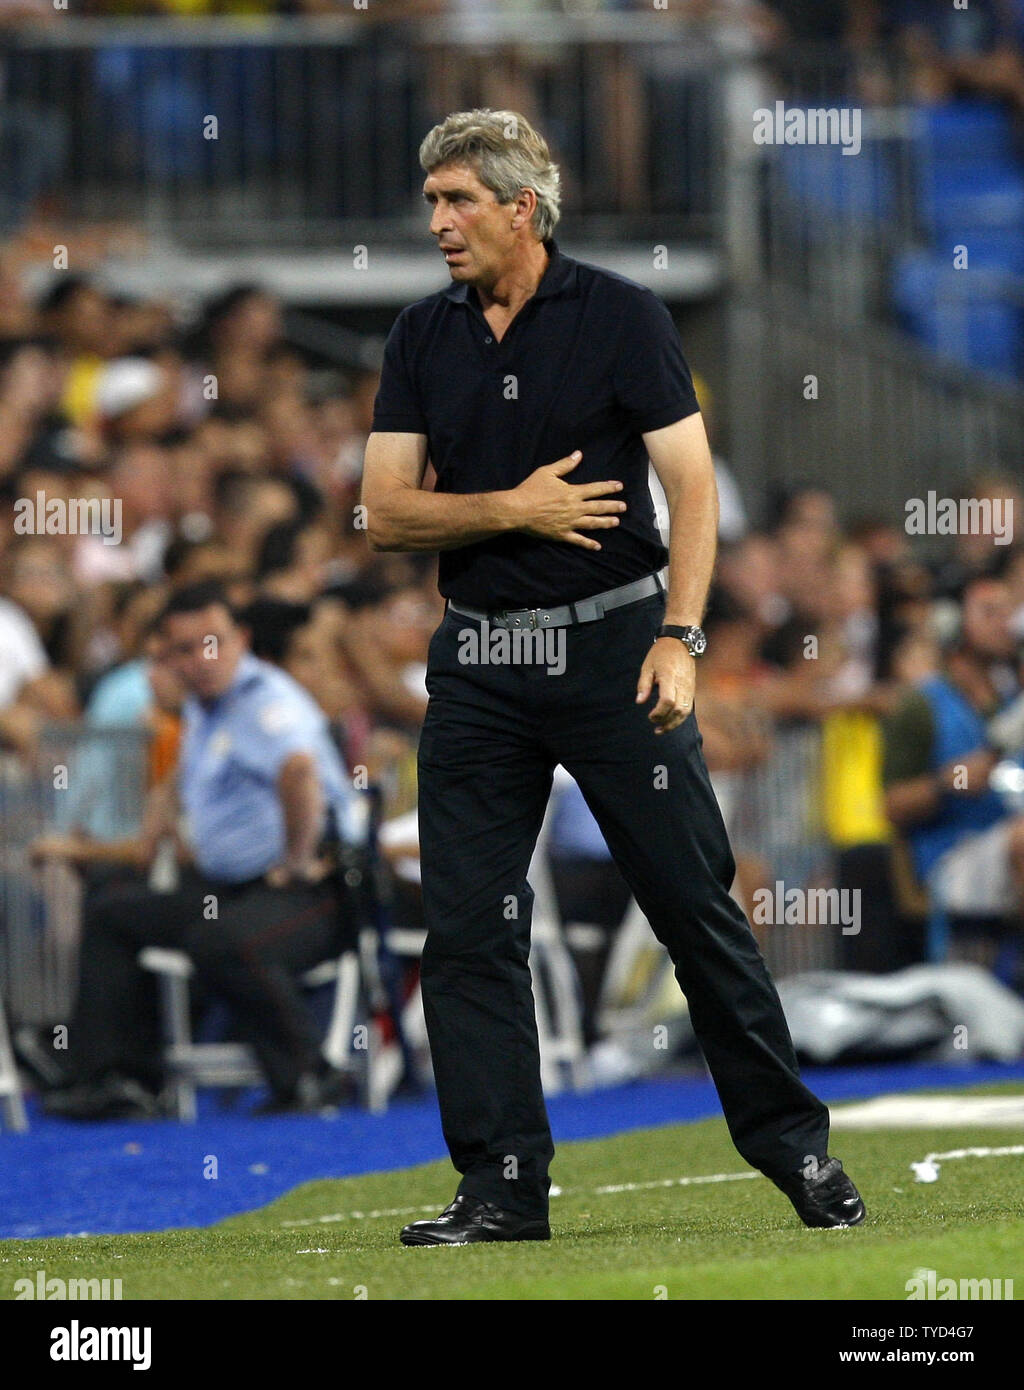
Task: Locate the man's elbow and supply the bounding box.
[278,751,319,787]
[884,787,919,830]
[362,496,406,552]
[366,531,406,554]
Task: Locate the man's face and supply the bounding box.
[423,162,516,287]
[162,603,247,701]
[961,580,1015,662]
[59,287,111,355]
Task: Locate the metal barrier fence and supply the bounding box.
[0,726,149,1028]
[0,721,834,1032]
[3,14,721,246]
[755,63,1024,378]
[724,721,838,979]
[741,46,1024,407]
[725,278,1024,530]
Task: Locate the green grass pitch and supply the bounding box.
[2,1085,1022,1300]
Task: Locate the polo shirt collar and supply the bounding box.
[443,237,576,304]
[230,651,264,692]
[192,650,262,714]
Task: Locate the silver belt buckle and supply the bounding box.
[528,609,539,629]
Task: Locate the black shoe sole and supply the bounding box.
[400,1223,551,1247]
[800,1201,867,1229]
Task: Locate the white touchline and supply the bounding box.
[277,1170,763,1227]
[277,1144,1024,1228]
[911,1144,1024,1183]
[915,1143,1024,1166]
[921,1144,1024,1161]
[591,1172,761,1195]
[281,1205,439,1227]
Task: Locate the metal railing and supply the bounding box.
[3,14,722,246]
[725,279,1024,529]
[724,722,839,979]
[0,726,149,1027]
[0,720,836,1033]
[749,46,1024,388]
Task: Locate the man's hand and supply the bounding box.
[636,637,696,734]
[509,450,627,550]
[940,748,998,797]
[30,831,91,867]
[265,856,331,888]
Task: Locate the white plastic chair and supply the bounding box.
[138,943,396,1120]
[0,992,28,1132]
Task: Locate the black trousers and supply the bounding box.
[66,867,344,1097]
[416,587,830,1218]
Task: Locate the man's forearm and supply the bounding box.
[139,778,178,859]
[662,467,718,626]
[278,758,324,869]
[884,776,941,829]
[366,485,519,552]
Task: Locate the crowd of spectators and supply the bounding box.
[0,276,436,795]
[1,271,1023,1025]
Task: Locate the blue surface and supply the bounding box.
[778,141,893,225]
[914,101,1016,166]
[2,1060,1023,1240]
[891,249,1024,379]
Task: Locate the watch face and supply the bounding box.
[688,628,707,656]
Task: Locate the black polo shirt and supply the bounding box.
[370,237,700,609]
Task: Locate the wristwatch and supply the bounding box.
[658,624,707,657]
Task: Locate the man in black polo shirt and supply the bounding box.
[362,109,864,1243]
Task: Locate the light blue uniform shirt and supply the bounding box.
[179,652,361,883]
[550,780,612,860]
[86,659,151,727]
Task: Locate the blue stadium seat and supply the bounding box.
[913,100,1016,166]
[777,140,892,226]
[920,164,1024,239]
[933,228,1024,276]
[891,250,1024,380]
[914,102,1024,237]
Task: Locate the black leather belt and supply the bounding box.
[447,572,665,631]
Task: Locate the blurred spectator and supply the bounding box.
[255,517,335,603]
[192,284,284,413]
[3,535,85,695]
[888,0,1024,113]
[41,579,362,1120]
[95,356,182,444]
[37,277,115,429]
[335,573,440,733]
[883,574,1024,927]
[929,472,1022,600]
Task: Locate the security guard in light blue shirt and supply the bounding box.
[53,581,363,1119]
[179,650,360,884]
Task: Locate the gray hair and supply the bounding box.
[419,109,561,241]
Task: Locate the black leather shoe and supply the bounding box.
[777,1156,866,1228]
[400,1195,551,1246]
[41,1074,162,1122]
[252,1065,357,1115]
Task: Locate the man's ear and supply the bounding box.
[511,187,537,231]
